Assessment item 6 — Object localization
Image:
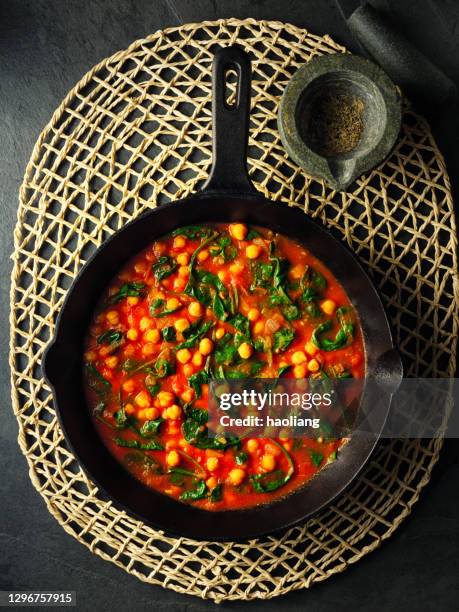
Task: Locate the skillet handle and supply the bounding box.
[202,45,257,196]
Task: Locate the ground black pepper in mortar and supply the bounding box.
[307,93,365,157]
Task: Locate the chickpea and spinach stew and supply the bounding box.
[83,223,364,510]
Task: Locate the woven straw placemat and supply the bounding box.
[10,18,458,602]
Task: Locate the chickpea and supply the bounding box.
[197,249,209,262]
[228,468,246,486]
[157,391,175,407]
[144,407,159,420]
[106,310,119,325]
[245,244,261,259]
[173,236,186,249]
[176,252,190,266]
[173,278,186,292]
[264,442,281,456]
[183,363,195,377]
[246,439,259,453]
[238,342,253,359]
[206,476,218,489]
[178,265,189,278]
[174,318,190,333]
[127,296,139,306]
[84,350,97,362]
[105,355,119,370]
[122,379,135,393]
[124,403,136,416]
[291,351,307,365]
[188,301,203,317]
[199,338,214,356]
[135,390,150,408]
[261,454,276,472]
[247,308,260,322]
[165,404,182,420]
[293,364,307,378]
[176,348,192,364]
[321,299,336,316]
[126,328,138,341]
[98,345,111,357]
[290,263,304,280]
[166,297,180,311]
[305,341,318,356]
[139,316,153,331]
[192,351,204,367]
[142,342,155,356]
[229,261,244,275]
[144,329,160,343]
[123,344,135,358]
[217,270,228,283]
[229,223,248,240]
[307,358,320,373]
[181,389,195,403]
[215,327,225,340]
[166,450,180,467]
[206,457,219,472]
[253,321,264,335]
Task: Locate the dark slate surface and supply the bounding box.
[1,1,458,610]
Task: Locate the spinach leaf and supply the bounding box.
[250,262,274,290]
[180,479,207,501]
[250,470,288,493]
[161,326,176,342]
[109,282,145,304]
[121,355,175,378]
[212,292,228,321]
[171,225,214,240]
[175,320,214,350]
[301,286,319,303]
[312,307,354,351]
[188,368,211,399]
[310,450,324,467]
[146,381,160,395]
[124,450,163,474]
[85,363,111,398]
[155,357,175,378]
[235,451,248,465]
[214,333,238,366]
[92,401,117,429]
[229,313,250,338]
[302,267,327,291]
[246,228,261,240]
[273,328,295,353]
[114,406,130,429]
[210,484,223,502]
[139,418,164,438]
[150,298,181,317]
[182,407,240,451]
[281,303,300,321]
[210,235,237,262]
[249,440,294,493]
[97,329,124,345]
[113,437,164,451]
[152,256,178,281]
[121,358,155,376]
[304,302,322,319]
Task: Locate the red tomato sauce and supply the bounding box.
[83,223,365,511]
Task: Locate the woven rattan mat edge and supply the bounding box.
[10,17,458,602]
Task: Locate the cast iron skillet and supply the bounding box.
[43,46,403,541]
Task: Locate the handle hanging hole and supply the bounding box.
[224,64,239,108]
